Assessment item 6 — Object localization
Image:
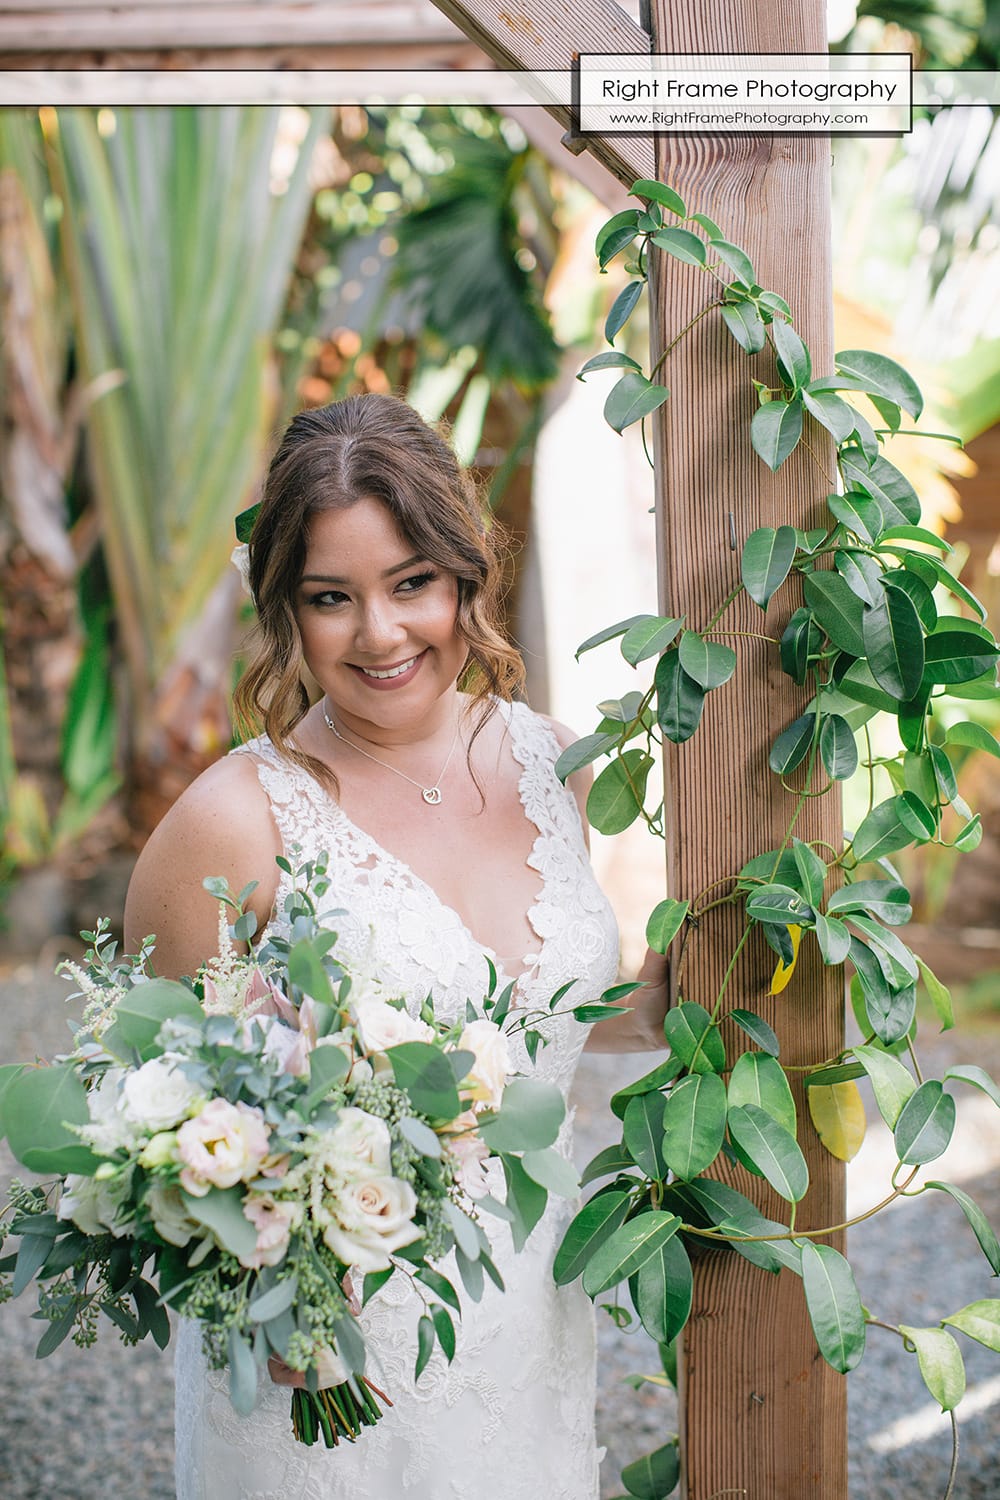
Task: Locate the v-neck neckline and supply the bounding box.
[290,698,550,988]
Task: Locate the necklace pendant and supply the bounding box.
[422,786,443,806]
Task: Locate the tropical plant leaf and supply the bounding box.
[800,1241,866,1373]
[660,1073,727,1180]
[898,1325,966,1412]
[751,398,804,471]
[807,1081,866,1161]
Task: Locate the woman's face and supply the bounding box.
[294,497,467,737]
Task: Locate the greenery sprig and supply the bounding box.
[555,177,1000,1500]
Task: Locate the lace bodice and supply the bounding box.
[174,698,620,1500]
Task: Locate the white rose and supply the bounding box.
[458,1019,511,1111]
[321,1174,420,1273]
[326,1107,391,1173]
[354,998,434,1055]
[57,1169,133,1238]
[78,1067,139,1156]
[123,1057,204,1132]
[314,1345,349,1388]
[145,1181,205,1248]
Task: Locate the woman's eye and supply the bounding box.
[308,590,349,607]
[397,571,437,593]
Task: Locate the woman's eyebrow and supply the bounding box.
[300,554,426,585]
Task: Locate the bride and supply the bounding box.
[125,394,667,1500]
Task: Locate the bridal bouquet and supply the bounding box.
[0,856,623,1448]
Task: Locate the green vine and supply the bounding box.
[553,177,1000,1500]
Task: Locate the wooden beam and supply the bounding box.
[644,5,847,1499]
[427,0,654,186]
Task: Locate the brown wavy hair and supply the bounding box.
[233,393,525,791]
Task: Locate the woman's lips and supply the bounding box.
[347,650,426,689]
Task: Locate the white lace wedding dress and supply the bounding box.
[173,699,620,1500]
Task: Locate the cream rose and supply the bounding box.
[177,1098,270,1197]
[321,1174,420,1273]
[58,1169,133,1237]
[123,1056,204,1132]
[458,1019,511,1111]
[314,1345,349,1388]
[239,1192,301,1269]
[326,1107,392,1174]
[78,1067,139,1156]
[354,997,434,1055]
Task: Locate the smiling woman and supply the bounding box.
[123,392,667,1500]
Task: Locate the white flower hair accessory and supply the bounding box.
[230,542,252,594]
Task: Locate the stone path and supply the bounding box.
[1,966,998,1499]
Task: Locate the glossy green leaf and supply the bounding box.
[814,913,852,965]
[834,350,923,419]
[662,1001,725,1074]
[631,1236,692,1346]
[587,750,654,835]
[899,1325,966,1412]
[620,1442,680,1500]
[803,571,867,657]
[853,1043,916,1128]
[631,179,686,215]
[711,238,755,283]
[605,281,644,344]
[677,631,737,690]
[943,1063,1000,1109]
[728,1104,809,1201]
[944,720,1000,759]
[579,1142,638,1187]
[851,797,918,862]
[800,1240,866,1373]
[908,553,986,621]
[660,1073,727,1180]
[729,1009,780,1056]
[582,1211,683,1297]
[415,1314,435,1380]
[839,449,921,527]
[741,525,797,608]
[862,588,924,700]
[834,551,882,610]
[728,1053,796,1136]
[942,1299,1000,1353]
[804,389,856,444]
[227,1329,258,1415]
[779,607,818,684]
[621,614,685,666]
[827,490,883,543]
[576,614,649,659]
[922,629,999,685]
[927,1181,1000,1276]
[918,959,954,1031]
[792,839,827,907]
[553,1191,632,1285]
[624,1092,668,1180]
[769,713,816,775]
[604,372,671,434]
[478,1078,565,1152]
[611,1058,683,1116]
[655,651,706,744]
[645,898,690,955]
[834,659,899,714]
[819,714,858,780]
[721,301,766,354]
[879,525,950,553]
[596,209,641,258]
[688,210,723,238]
[670,1179,801,1275]
[578,350,642,379]
[554,732,619,783]
[827,880,912,926]
[954,815,984,850]
[651,227,706,265]
[772,319,811,389]
[751,398,804,471]
[893,1080,956,1165]
[746,883,814,927]
[897,790,937,840]
[846,914,918,981]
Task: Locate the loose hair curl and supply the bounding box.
[233,394,524,791]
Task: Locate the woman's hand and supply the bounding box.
[584,945,670,1053]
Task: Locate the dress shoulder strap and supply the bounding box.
[502,700,590,859]
[228,735,344,873]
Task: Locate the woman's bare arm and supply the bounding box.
[124,754,283,980]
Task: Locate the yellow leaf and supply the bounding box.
[808,1081,866,1162]
[769,924,802,995]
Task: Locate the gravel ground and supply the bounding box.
[1,965,998,1499]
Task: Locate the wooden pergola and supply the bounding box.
[1,4,848,1493]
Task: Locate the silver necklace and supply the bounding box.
[322,704,462,805]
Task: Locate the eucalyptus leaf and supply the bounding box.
[479,1078,565,1153]
[519,1147,580,1198]
[387,1043,460,1120]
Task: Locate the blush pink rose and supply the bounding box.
[177,1098,270,1197]
[239,1192,301,1269]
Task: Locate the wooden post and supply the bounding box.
[645,4,846,1497]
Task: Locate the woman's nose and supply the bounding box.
[354,599,408,655]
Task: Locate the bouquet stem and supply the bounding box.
[290,1377,393,1447]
